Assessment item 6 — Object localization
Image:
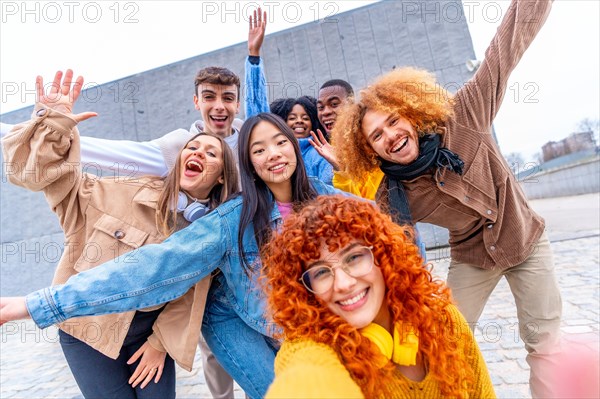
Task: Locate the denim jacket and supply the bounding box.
[26,178,347,336]
[298,138,334,185]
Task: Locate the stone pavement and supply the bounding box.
[1,194,599,399]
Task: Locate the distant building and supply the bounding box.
[517,131,599,200]
[542,131,597,162]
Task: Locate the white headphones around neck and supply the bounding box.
[177,192,209,222]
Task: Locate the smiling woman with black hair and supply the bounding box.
[269,96,334,184]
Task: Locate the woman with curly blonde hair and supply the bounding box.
[262,195,494,398]
[331,1,560,397]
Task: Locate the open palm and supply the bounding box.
[36,69,97,123]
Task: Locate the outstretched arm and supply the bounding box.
[13,209,228,330]
[456,0,553,131]
[0,297,29,325]
[266,340,364,398]
[2,122,170,178]
[2,70,100,234]
[0,71,175,178]
[245,7,270,118]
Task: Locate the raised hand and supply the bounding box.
[0,297,29,326]
[248,7,267,57]
[309,129,341,170]
[36,69,97,123]
[127,341,167,389]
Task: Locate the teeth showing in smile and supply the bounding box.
[186,160,203,172]
[323,121,334,130]
[338,289,367,306]
[294,127,305,133]
[211,116,227,121]
[392,137,408,153]
[269,164,286,172]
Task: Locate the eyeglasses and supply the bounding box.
[300,246,374,295]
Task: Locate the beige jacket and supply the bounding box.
[2,105,208,371]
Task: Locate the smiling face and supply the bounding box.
[249,121,297,202]
[312,242,391,330]
[179,135,225,199]
[286,104,313,139]
[193,83,240,137]
[362,109,420,165]
[317,85,349,134]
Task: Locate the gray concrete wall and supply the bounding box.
[1,0,475,295]
[519,157,600,200]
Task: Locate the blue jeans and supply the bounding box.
[59,309,176,399]
[202,278,278,399]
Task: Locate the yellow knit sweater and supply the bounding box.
[266,306,495,399]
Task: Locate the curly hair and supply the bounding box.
[270,96,325,138]
[262,196,474,398]
[332,67,455,181]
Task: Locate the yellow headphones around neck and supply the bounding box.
[360,323,419,367]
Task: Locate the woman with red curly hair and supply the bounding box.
[262,196,495,398]
[331,0,560,397]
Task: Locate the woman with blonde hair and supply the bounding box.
[2,70,239,398]
[262,195,494,398]
[331,0,560,397]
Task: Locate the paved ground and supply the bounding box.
[1,193,598,398]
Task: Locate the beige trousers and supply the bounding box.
[447,232,562,398]
[199,334,235,399]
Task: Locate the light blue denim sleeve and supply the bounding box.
[244,57,269,118]
[316,158,334,186]
[413,227,427,261]
[25,210,228,329]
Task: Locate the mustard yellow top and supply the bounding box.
[332,169,384,200]
[266,306,496,399]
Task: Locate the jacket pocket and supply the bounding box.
[74,214,150,272]
[422,203,480,236]
[462,142,508,201]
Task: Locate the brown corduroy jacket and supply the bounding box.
[378,0,551,269]
[2,106,208,371]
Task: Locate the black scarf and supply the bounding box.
[379,134,464,225]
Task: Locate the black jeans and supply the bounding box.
[59,309,176,399]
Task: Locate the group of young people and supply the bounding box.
[0,0,563,398]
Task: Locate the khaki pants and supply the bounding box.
[447,232,562,398]
[199,334,235,399]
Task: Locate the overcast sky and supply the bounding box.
[1,0,598,161]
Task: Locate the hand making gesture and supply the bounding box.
[36,69,97,122]
[309,129,341,170]
[248,7,267,57]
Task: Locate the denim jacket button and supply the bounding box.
[114,230,125,240]
[486,209,493,215]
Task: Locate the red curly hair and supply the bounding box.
[262,196,474,398]
[332,67,455,181]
